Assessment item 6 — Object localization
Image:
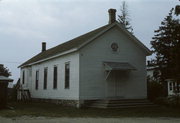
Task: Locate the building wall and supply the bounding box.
[20,67,31,90]
[20,52,80,100]
[167,80,180,96]
[79,26,147,100]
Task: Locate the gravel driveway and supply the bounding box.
[0,116,180,123]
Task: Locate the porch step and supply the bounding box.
[83,99,157,108]
[17,89,31,101]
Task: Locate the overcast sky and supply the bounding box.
[0,0,179,83]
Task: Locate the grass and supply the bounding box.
[0,102,180,118]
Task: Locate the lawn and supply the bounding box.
[0,102,180,118]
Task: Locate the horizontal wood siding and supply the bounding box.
[79,26,147,100]
[20,52,79,100]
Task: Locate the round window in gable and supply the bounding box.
[111,42,118,52]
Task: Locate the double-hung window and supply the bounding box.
[35,70,39,90]
[22,70,25,84]
[44,67,48,89]
[65,62,70,89]
[53,66,58,89]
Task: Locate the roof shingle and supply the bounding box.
[19,24,109,67]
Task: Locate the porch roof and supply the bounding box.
[104,62,136,71]
[0,76,13,83]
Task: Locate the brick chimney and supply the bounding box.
[42,42,46,52]
[108,8,116,24]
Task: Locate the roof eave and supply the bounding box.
[77,21,151,56]
[19,48,78,68]
[19,21,152,68]
[77,23,116,49]
[114,22,152,56]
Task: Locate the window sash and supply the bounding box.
[35,70,39,90]
[53,66,58,89]
[44,68,48,89]
[65,63,70,89]
[22,71,25,84]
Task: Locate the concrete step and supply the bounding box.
[88,104,158,109]
[92,100,151,104]
[91,102,154,106]
[83,99,157,109]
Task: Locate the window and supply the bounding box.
[53,66,58,89]
[111,42,118,52]
[178,83,180,92]
[22,70,25,84]
[35,70,39,90]
[44,67,48,89]
[173,82,176,91]
[65,62,70,89]
[169,82,172,91]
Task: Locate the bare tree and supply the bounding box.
[118,1,133,33]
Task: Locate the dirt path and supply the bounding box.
[0,116,180,123]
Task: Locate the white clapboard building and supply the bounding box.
[19,9,151,108]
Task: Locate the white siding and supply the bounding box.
[21,52,80,100]
[20,25,148,101]
[20,67,32,90]
[79,26,147,100]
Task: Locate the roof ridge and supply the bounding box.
[51,24,109,50]
[19,23,110,67]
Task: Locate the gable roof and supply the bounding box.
[19,22,151,68]
[19,24,109,67]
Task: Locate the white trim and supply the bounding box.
[78,22,151,55]
[21,22,151,68]
[77,23,116,49]
[114,22,151,55]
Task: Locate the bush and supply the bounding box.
[154,97,168,105]
[7,87,17,102]
[154,95,180,108]
[147,81,164,100]
[167,95,180,107]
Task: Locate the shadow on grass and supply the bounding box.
[0,102,180,118]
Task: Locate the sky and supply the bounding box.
[0,0,179,84]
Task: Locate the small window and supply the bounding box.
[35,70,39,90]
[178,83,180,92]
[44,67,48,89]
[22,70,25,84]
[53,66,58,89]
[173,82,176,91]
[65,62,70,89]
[169,82,172,91]
[111,42,118,52]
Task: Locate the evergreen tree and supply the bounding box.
[118,1,133,33]
[0,65,11,77]
[175,5,180,15]
[150,8,180,89]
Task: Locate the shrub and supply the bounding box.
[7,86,17,102]
[147,81,164,100]
[167,95,180,107]
[154,95,180,108]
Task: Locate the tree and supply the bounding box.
[150,8,180,93]
[118,1,133,33]
[175,5,180,15]
[0,65,11,77]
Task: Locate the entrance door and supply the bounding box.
[106,71,124,99]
